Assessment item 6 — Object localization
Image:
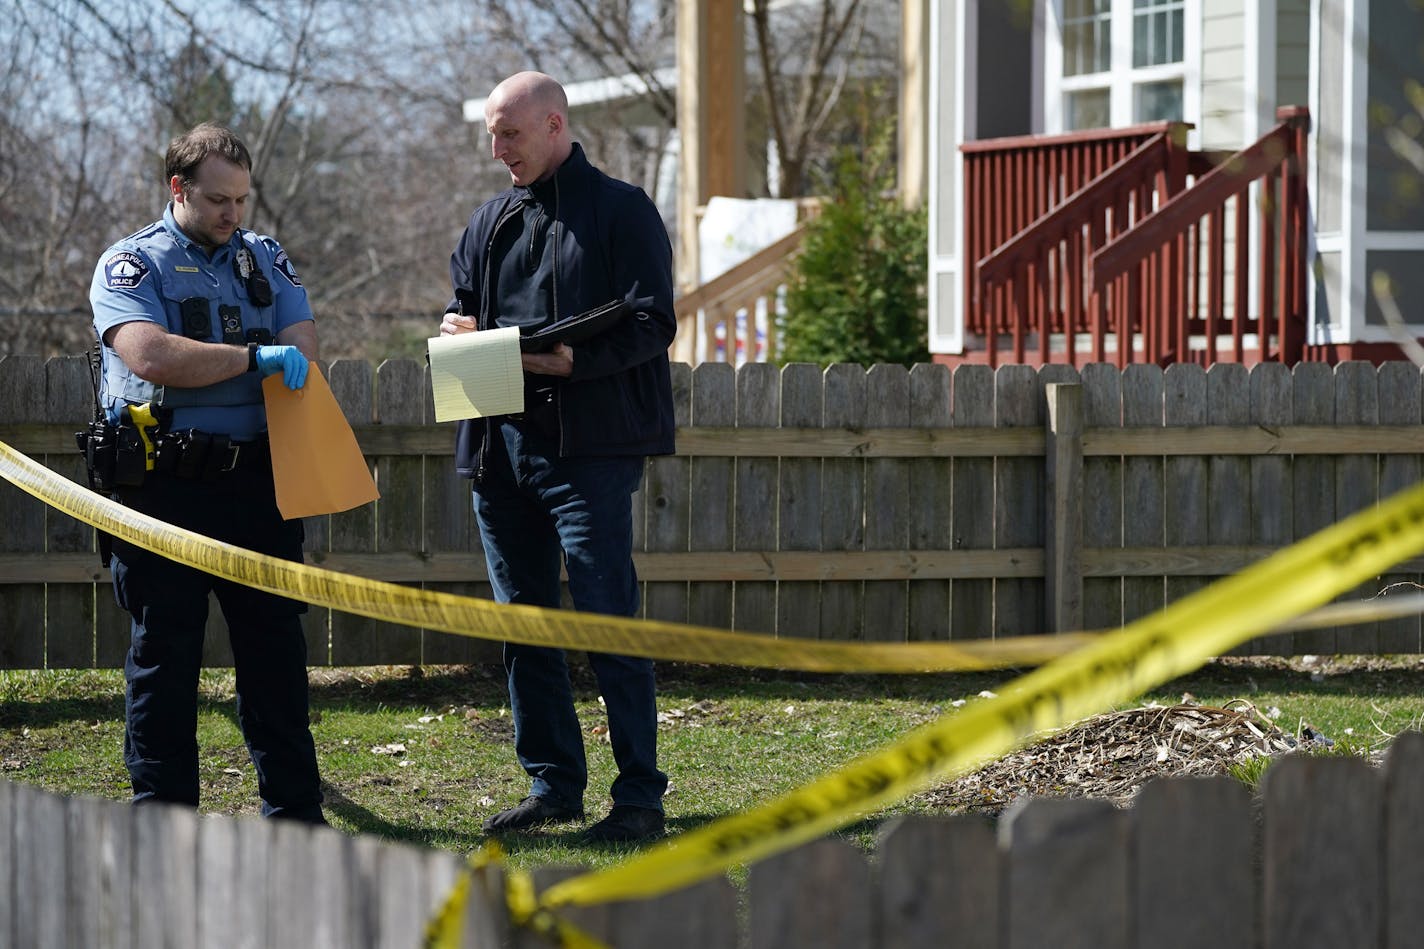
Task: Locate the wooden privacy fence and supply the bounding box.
[5,734,1424,947]
[2,354,1424,670]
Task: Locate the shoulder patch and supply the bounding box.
[274,250,303,287]
[102,251,150,290]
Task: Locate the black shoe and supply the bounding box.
[584,805,665,843]
[481,795,584,834]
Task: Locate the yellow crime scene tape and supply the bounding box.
[8,439,1424,947]
[0,440,1084,673]
[423,476,1424,947]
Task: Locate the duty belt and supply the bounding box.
[151,429,267,480]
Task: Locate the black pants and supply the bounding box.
[110,450,323,820]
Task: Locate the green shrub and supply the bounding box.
[777,127,929,368]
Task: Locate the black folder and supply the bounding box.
[519,298,631,352]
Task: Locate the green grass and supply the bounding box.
[1,656,1420,877]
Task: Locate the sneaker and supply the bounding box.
[584,805,665,843]
[481,795,584,834]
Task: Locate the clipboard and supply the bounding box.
[519,298,630,352]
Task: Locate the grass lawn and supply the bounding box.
[1,655,1421,877]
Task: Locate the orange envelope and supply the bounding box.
[262,363,380,519]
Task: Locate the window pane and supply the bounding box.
[1064,0,1111,75]
[1133,1,1184,67]
[1067,88,1112,129]
[1134,79,1183,122]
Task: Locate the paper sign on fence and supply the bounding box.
[427,326,525,422]
[263,364,380,519]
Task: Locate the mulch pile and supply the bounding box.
[918,700,1303,814]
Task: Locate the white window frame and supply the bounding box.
[1041,0,1200,140]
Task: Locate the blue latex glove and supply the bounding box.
[255,345,309,390]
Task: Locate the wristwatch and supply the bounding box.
[247,342,260,372]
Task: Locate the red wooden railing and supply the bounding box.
[1090,106,1310,367]
[962,121,1188,364]
[965,107,1310,367]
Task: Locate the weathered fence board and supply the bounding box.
[46,356,96,668]
[327,360,378,666]
[1385,732,1424,949]
[950,365,995,639]
[644,362,693,626]
[776,363,824,638]
[1080,363,1124,631]
[907,364,953,641]
[1165,364,1209,613]
[14,781,67,947]
[370,359,425,664]
[1001,797,1131,949]
[1121,365,1165,624]
[733,362,779,634]
[1336,361,1381,653]
[0,356,47,667]
[62,793,117,949]
[821,362,867,640]
[10,744,1424,946]
[1263,756,1381,949]
[134,801,200,948]
[1207,365,1252,655]
[5,357,1424,666]
[1376,363,1423,653]
[865,364,912,641]
[198,809,265,949]
[996,365,1052,637]
[0,782,10,946]
[877,814,1000,949]
[1249,361,1296,655]
[553,865,740,949]
[94,793,136,949]
[688,362,735,629]
[1134,776,1255,948]
[749,837,873,949]
[1291,363,1338,655]
[1045,381,1084,632]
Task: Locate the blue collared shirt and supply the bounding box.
[90,204,313,439]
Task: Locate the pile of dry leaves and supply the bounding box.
[919,700,1306,814]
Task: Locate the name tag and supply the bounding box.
[174,265,200,273]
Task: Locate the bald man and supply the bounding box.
[440,71,676,842]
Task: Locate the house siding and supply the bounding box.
[1316,0,1346,235]
[1276,0,1310,108]
[1201,0,1248,148]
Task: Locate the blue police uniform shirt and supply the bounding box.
[89,204,313,440]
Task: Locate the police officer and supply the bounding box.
[89,123,325,822]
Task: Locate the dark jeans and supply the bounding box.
[474,419,667,812]
[110,459,323,821]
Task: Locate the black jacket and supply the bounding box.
[448,143,677,478]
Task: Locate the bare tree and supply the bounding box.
[0,0,510,355]
[748,0,898,198]
[475,0,678,201]
[0,0,893,357]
